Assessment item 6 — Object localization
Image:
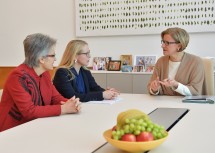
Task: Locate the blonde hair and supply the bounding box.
[53,40,88,79]
[161,27,189,51]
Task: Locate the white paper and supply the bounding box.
[86,97,122,105]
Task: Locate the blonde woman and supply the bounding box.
[148,27,205,96]
[53,40,119,102]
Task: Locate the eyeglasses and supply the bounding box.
[78,52,91,57]
[45,54,56,58]
[161,40,179,46]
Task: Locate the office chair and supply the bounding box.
[202,58,214,95]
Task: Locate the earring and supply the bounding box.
[75,59,77,63]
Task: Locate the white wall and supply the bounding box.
[0,0,215,66]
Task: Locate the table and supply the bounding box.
[0,94,214,153]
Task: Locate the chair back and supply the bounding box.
[202,58,214,95]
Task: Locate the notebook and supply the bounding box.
[148,107,189,131]
[182,95,215,104]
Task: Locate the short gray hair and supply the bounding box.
[23,33,57,67]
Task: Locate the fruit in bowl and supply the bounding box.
[103,109,168,152]
[103,129,168,152]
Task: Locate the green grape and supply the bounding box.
[141,126,145,132]
[160,130,167,137]
[157,132,162,139]
[142,122,147,127]
[134,130,141,135]
[130,123,135,129]
[152,128,159,133]
[120,130,125,136]
[131,118,137,124]
[148,124,154,129]
[158,126,165,131]
[136,125,141,130]
[123,124,130,131]
[152,131,157,138]
[125,118,130,124]
[116,130,121,136]
[113,135,119,140]
[124,129,130,133]
[112,131,117,136]
[153,124,159,129]
[146,127,152,132]
[138,118,144,124]
[129,128,134,133]
[146,120,152,126]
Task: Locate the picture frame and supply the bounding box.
[134,55,156,72]
[121,65,133,72]
[108,60,121,71]
[93,57,112,70]
[120,55,132,66]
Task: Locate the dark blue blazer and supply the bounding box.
[53,67,105,102]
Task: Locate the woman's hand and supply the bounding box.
[150,76,161,93]
[103,90,118,100]
[106,87,120,95]
[60,96,81,115]
[159,78,178,90]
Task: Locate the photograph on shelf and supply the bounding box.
[134,55,156,72]
[93,57,112,70]
[108,60,121,71]
[145,65,155,72]
[120,55,132,66]
[132,66,144,72]
[121,65,133,72]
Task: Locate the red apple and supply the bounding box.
[136,132,154,142]
[121,134,136,142]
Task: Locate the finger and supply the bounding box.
[69,96,76,101]
[75,101,81,107]
[75,98,80,103]
[156,76,160,81]
[163,78,168,82]
[76,105,81,112]
[60,101,66,105]
[159,81,165,85]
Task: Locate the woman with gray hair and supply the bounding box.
[148,27,205,96]
[0,33,81,132]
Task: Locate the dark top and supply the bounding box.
[71,68,85,94]
[53,67,105,102]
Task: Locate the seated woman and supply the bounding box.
[53,40,119,102]
[0,33,81,132]
[148,27,205,96]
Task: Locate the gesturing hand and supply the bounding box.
[150,76,160,93]
[159,78,178,89]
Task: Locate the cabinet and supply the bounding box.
[92,71,215,94]
[132,73,151,94]
[107,73,133,93]
[91,71,152,94]
[92,73,106,89]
